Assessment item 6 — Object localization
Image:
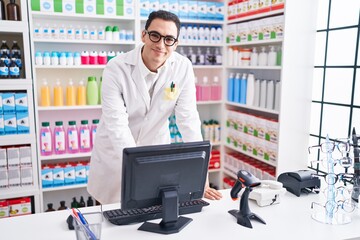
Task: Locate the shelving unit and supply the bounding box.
[222,1,317,183]
[0,0,40,214]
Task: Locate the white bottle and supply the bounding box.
[227,48,234,66]
[192,25,199,43]
[250,47,258,66]
[197,47,205,65]
[266,80,275,109]
[210,26,217,44]
[67,25,75,40]
[51,24,59,39]
[43,24,51,39]
[34,23,43,39]
[215,48,222,65]
[204,26,210,44]
[43,52,51,66]
[205,47,212,65]
[180,25,187,43]
[246,73,255,106]
[59,52,67,66]
[188,47,196,64]
[75,25,83,40]
[267,46,277,66]
[66,52,74,66]
[258,46,268,66]
[35,52,43,65]
[98,26,105,40]
[186,25,193,44]
[51,52,59,66]
[198,25,205,44]
[233,48,239,66]
[216,26,223,44]
[254,78,260,107]
[274,80,281,111]
[90,26,98,40]
[259,79,267,108]
[59,24,67,40]
[83,25,90,40]
[178,47,186,57]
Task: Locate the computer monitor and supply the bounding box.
[121,141,211,234]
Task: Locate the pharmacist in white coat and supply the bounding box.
[87,10,222,204]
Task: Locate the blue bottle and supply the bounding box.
[227,72,235,102]
[234,73,241,103]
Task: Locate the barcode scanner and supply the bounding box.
[228,170,266,228]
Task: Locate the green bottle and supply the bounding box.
[86,76,99,105]
[98,77,102,104]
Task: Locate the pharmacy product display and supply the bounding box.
[0,0,40,215]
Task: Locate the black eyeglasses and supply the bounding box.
[144,30,178,46]
[311,172,354,185]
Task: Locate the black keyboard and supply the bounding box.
[103,199,210,225]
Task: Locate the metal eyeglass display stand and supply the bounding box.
[311,135,351,225]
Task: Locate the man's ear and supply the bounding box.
[141,30,146,43]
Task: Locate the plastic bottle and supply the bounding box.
[267,46,277,66]
[80,50,89,65]
[198,25,205,43]
[58,200,67,210]
[0,40,9,55]
[214,48,222,65]
[91,119,99,148]
[45,203,56,212]
[66,52,74,66]
[227,48,233,66]
[179,25,187,43]
[210,76,221,101]
[274,80,281,111]
[195,77,201,101]
[250,47,258,66]
[210,26,217,44]
[51,51,59,66]
[259,79,267,108]
[266,80,275,109]
[79,120,91,152]
[0,0,5,20]
[187,46,196,64]
[67,121,79,153]
[107,51,116,61]
[258,46,268,66]
[59,24,66,40]
[240,73,247,104]
[233,73,241,103]
[86,76,99,105]
[77,80,86,105]
[42,24,50,39]
[73,52,81,65]
[0,57,8,78]
[43,51,51,65]
[186,25,193,44]
[40,79,51,106]
[227,72,235,102]
[53,79,64,106]
[83,25,90,40]
[40,122,53,156]
[67,25,75,40]
[98,25,105,40]
[216,26,223,44]
[54,121,66,154]
[33,23,42,39]
[6,0,21,21]
[204,26,210,44]
[66,78,76,106]
[192,25,198,43]
[90,25,98,40]
[35,51,43,65]
[10,40,20,56]
[205,47,213,65]
[89,50,98,65]
[75,25,82,40]
[98,51,107,64]
[246,73,255,106]
[8,57,20,78]
[98,77,102,104]
[201,76,211,101]
[59,52,67,66]
[112,26,119,41]
[51,24,59,39]
[196,47,204,65]
[276,46,282,66]
[105,26,113,41]
[254,79,260,107]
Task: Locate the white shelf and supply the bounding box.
[193,65,223,69]
[0,135,36,146]
[37,105,101,111]
[35,65,106,69]
[0,187,40,200]
[31,11,135,21]
[39,152,92,161]
[225,144,277,167]
[197,101,222,105]
[33,39,136,45]
[208,168,221,173]
[0,21,28,33]
[180,43,223,47]
[42,184,87,192]
[226,66,281,70]
[140,17,224,25]
[0,79,33,89]
[227,9,285,24]
[227,39,283,47]
[225,101,279,115]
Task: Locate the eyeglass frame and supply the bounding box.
[311,199,357,213]
[310,155,353,169]
[311,172,354,185]
[308,141,351,154]
[144,30,178,46]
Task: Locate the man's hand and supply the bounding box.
[204,186,223,200]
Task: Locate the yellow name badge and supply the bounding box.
[164,87,179,100]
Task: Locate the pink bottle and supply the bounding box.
[54,121,66,154]
[79,120,91,152]
[201,76,211,101]
[90,119,99,149]
[98,51,107,65]
[89,51,98,65]
[210,76,222,101]
[67,121,79,153]
[40,122,53,156]
[195,77,201,101]
[80,50,89,65]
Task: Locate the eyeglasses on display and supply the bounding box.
[311,172,354,185]
[311,199,357,214]
[308,141,350,154]
[310,156,353,169]
[144,30,177,46]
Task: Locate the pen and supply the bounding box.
[68,209,97,240]
[170,82,175,92]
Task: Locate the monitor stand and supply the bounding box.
[138,189,192,234]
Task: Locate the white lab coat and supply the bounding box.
[87,44,203,204]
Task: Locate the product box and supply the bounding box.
[4,114,17,135]
[159,0,169,11]
[0,115,4,135]
[53,164,65,187]
[20,166,33,186]
[169,0,179,16]
[123,0,134,17]
[19,146,32,167]
[8,167,21,188]
[16,112,29,134]
[207,1,216,20]
[14,93,28,113]
[0,93,3,114]
[0,148,6,168]
[140,0,149,17]
[8,197,32,217]
[37,0,54,12]
[149,0,159,13]
[85,162,90,180]
[7,147,20,168]
[197,1,207,20]
[2,93,15,114]
[41,165,53,188]
[62,0,76,13]
[0,200,9,218]
[84,0,97,15]
[0,169,8,188]
[188,0,197,19]
[215,2,224,20]
[178,0,188,19]
[75,162,87,184]
[64,163,75,185]
[102,0,115,16]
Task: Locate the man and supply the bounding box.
[87,10,222,204]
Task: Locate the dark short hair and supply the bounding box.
[145,10,181,38]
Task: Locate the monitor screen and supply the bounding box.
[121,141,211,234]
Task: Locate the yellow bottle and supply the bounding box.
[40,79,51,107]
[66,78,76,106]
[53,79,64,106]
[77,80,86,105]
